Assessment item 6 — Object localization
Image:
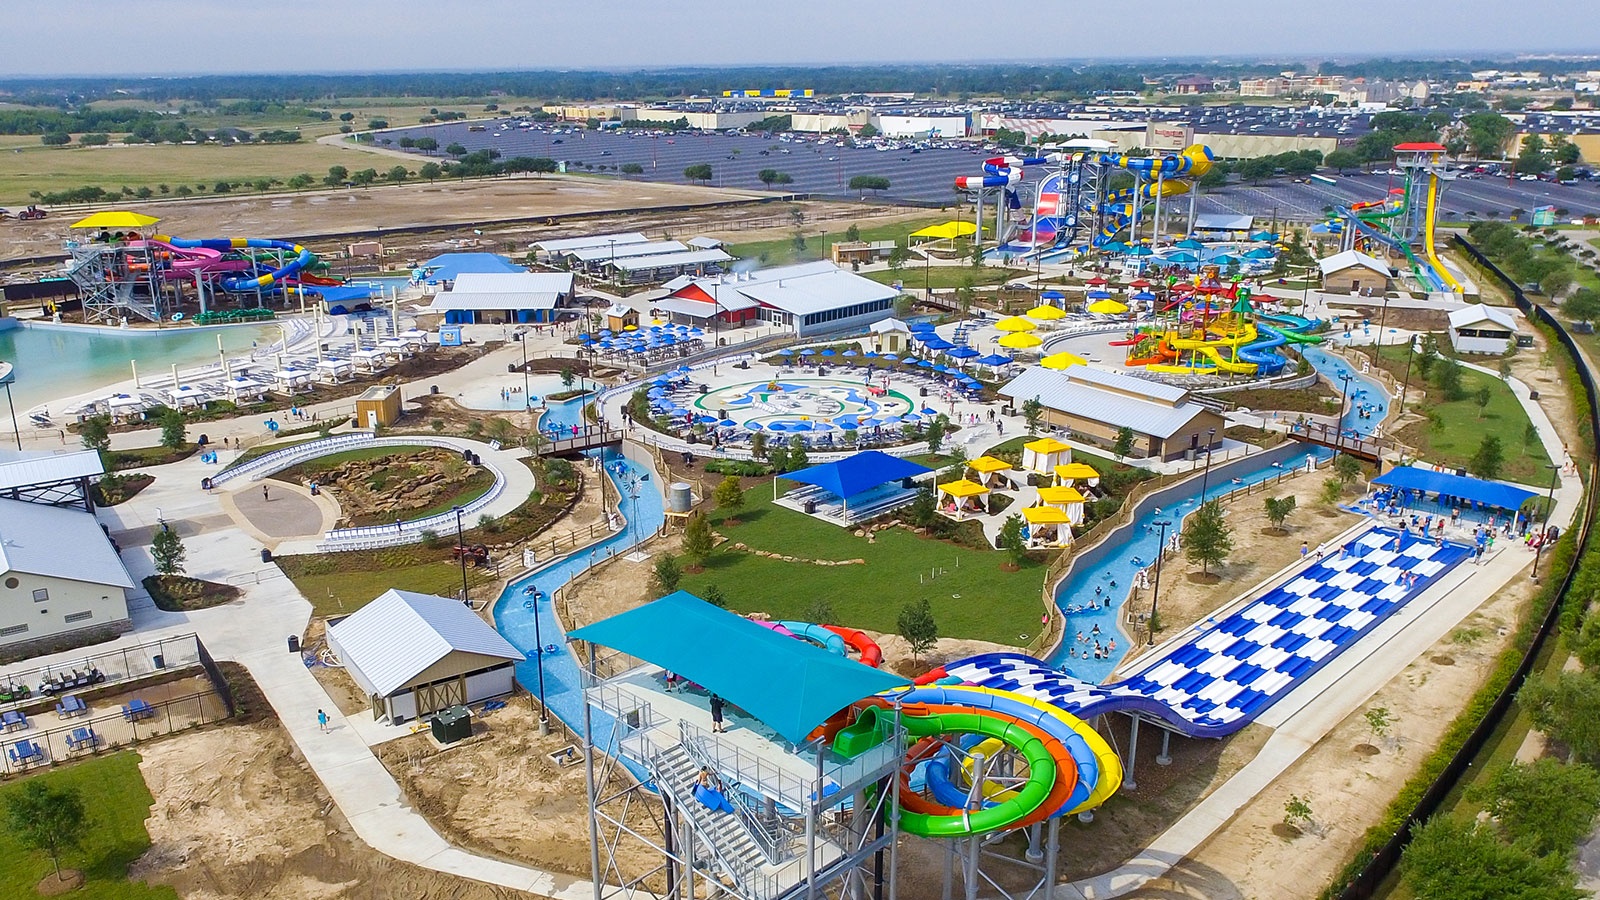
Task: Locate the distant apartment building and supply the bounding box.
[1173,77,1217,95]
[1237,74,1347,97]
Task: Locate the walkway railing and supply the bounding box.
[211,431,374,486]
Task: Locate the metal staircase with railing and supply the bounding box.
[648,743,776,898]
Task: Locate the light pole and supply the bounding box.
[1531,463,1560,582]
[529,583,550,734]
[519,329,530,405]
[1370,289,1392,367]
[1397,334,1419,419]
[1148,519,1171,645]
[1335,373,1353,453]
[1199,428,1217,499]
[453,506,470,605]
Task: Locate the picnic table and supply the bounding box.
[7,739,44,767]
[0,710,27,732]
[121,698,155,722]
[66,727,98,753]
[55,695,88,718]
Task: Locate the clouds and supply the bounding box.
[1,0,1592,76]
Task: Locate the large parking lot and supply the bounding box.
[376,121,1600,222]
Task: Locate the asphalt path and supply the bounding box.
[375,121,1600,222]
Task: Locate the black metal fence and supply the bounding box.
[1333,238,1600,898]
[1,688,228,777]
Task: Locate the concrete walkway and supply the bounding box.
[1055,358,1585,899]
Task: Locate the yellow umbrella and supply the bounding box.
[69,211,161,229]
[1087,299,1129,315]
[1040,351,1088,370]
[997,332,1043,349]
[1026,305,1066,321]
[994,316,1037,333]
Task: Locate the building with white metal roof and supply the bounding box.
[999,365,1224,460]
[326,588,524,722]
[658,262,899,336]
[567,240,687,264]
[426,272,575,325]
[0,497,133,655]
[0,448,105,512]
[531,232,650,257]
[607,248,734,284]
[1448,304,1519,355]
[1318,249,1392,295]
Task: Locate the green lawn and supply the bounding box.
[864,266,1031,289]
[680,485,1047,645]
[1375,345,1553,483]
[726,213,957,268]
[0,752,176,899]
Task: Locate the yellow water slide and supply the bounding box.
[1423,171,1463,292]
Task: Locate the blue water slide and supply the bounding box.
[778,621,847,655]
[161,236,317,293]
[1238,325,1288,375]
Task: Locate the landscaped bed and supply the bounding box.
[270,445,495,528]
[141,574,242,612]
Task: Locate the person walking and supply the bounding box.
[709,694,727,733]
[317,709,329,732]
[262,484,270,502]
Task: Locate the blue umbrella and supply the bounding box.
[948,346,979,359]
[1176,239,1204,250]
[882,353,898,360]
[800,348,816,356]
[921,407,938,415]
[864,351,879,358]
[790,421,814,432]
[651,376,671,386]
[910,321,935,331]
[901,357,919,365]
[915,331,940,343]
[1212,254,1239,264]
[1040,290,1065,300]
[1249,231,1277,241]
[843,349,859,357]
[860,417,883,427]
[1244,247,1276,260]
[696,415,719,425]
[880,415,903,425]
[917,360,934,368]
[778,348,794,355]
[1167,251,1199,263]
[932,364,951,374]
[820,348,836,357]
[718,419,738,428]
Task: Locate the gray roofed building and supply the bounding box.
[0,497,134,655]
[998,365,1225,460]
[0,448,105,512]
[326,589,525,722]
[1194,213,1255,232]
[568,240,688,264]
[426,272,575,324]
[0,498,133,590]
[531,232,650,255]
[659,261,900,336]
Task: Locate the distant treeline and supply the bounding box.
[0,102,329,136]
[1,57,1581,109]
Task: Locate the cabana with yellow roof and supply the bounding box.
[1021,505,1072,549]
[965,455,1014,490]
[1035,485,1087,525]
[936,479,990,520]
[910,221,981,244]
[1020,436,1072,475]
[1052,462,1101,490]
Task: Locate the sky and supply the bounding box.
[2,0,1595,77]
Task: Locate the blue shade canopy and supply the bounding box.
[947,346,980,359]
[978,354,1013,365]
[571,592,909,744]
[1040,290,1065,300]
[785,450,932,500]
[1176,239,1205,250]
[1167,252,1199,263]
[923,339,955,351]
[1371,467,1536,512]
[1250,231,1278,241]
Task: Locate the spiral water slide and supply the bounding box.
[155,236,317,293]
[1096,144,1214,245]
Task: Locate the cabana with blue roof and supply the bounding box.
[774,450,932,525]
[1369,465,1539,522]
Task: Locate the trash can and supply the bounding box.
[287,635,300,654]
[431,705,472,744]
[153,654,165,669]
[260,548,273,563]
[430,385,439,395]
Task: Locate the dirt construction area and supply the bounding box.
[132,720,534,900]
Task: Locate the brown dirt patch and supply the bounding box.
[373,700,654,883]
[35,870,84,896]
[1353,743,1381,757]
[133,720,531,899]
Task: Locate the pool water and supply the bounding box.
[0,322,277,412]
[454,376,597,412]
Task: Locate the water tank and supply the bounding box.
[668,482,693,513]
[431,705,472,744]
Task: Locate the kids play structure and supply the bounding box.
[1340,142,1465,294]
[63,212,366,324]
[959,141,1214,261]
[1120,268,1323,376]
[570,519,1475,900]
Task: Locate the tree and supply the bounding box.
[997,515,1028,568]
[1474,386,1493,419]
[925,414,948,453]
[1364,706,1394,745]
[907,486,937,528]
[1540,268,1574,299]
[787,435,808,471]
[702,583,729,608]
[897,598,938,665]
[1470,759,1600,856]
[1333,452,1363,486]
[1520,670,1600,765]
[1183,499,1233,576]
[351,168,378,187]
[78,414,111,454]
[713,475,745,516]
[419,162,442,182]
[620,162,644,175]
[767,441,790,473]
[1463,111,1516,158]
[1021,397,1044,435]
[857,123,879,138]
[684,163,714,184]
[151,527,186,576]
[4,780,86,878]
[806,598,836,625]
[1564,288,1600,325]
[887,245,911,274]
[1324,149,1362,173]
[445,141,468,158]
[756,168,793,189]
[287,173,315,190]
[323,165,348,187]
[843,224,861,243]
[1400,816,1584,900]
[386,165,409,184]
[682,513,714,567]
[1112,426,1135,460]
[367,118,389,130]
[1471,434,1505,480]
[848,175,891,195]
[653,555,682,597]
[1282,794,1314,833]
[1433,356,1465,401]
[415,137,439,154]
[1263,495,1297,533]
[158,408,187,450]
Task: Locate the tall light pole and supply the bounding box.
[1370,289,1392,367]
[529,583,550,734]
[1199,428,1217,499]
[1531,463,1560,582]
[1148,519,1171,645]
[1397,334,1419,418]
[453,506,470,605]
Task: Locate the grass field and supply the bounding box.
[1374,345,1553,483]
[678,484,1046,645]
[864,266,1031,289]
[0,752,176,899]
[726,213,955,268]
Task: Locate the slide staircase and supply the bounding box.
[647,742,785,900]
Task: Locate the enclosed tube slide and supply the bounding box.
[1095,144,1213,245]
[155,235,317,293]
